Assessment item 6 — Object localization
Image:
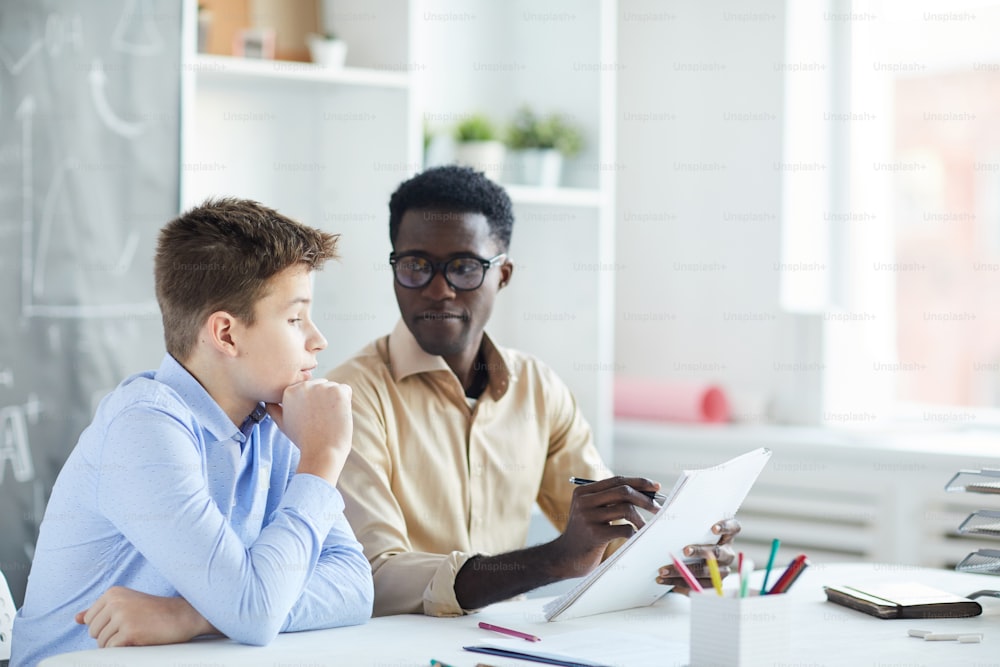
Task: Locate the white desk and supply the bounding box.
[40,564,1000,667]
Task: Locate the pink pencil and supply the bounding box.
[478,621,541,642]
[670,553,704,593]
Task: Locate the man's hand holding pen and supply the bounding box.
[550,475,663,578]
[570,477,667,504]
[556,476,742,591]
[656,518,742,593]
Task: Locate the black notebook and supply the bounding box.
[824,582,982,619]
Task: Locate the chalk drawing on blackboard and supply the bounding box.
[31,159,70,298]
[0,10,43,76]
[111,230,140,276]
[0,39,41,76]
[0,401,35,485]
[112,0,164,56]
[89,58,146,138]
[43,12,84,59]
[16,92,157,318]
[23,394,39,426]
[31,162,139,294]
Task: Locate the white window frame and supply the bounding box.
[779,0,1000,429]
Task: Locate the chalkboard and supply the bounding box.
[0,0,182,608]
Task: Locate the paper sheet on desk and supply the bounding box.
[465,630,687,667]
[543,447,772,621]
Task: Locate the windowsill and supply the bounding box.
[614,418,1000,462]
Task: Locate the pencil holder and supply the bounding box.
[689,592,791,666]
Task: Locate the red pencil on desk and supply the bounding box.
[778,557,809,593]
[478,621,541,642]
[767,554,809,594]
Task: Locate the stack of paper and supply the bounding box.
[543,448,772,621]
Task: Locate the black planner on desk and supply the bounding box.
[824,582,982,619]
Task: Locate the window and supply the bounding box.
[783,0,1000,423]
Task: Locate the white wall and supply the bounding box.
[615,0,790,422]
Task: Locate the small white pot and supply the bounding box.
[515,148,563,187]
[307,34,348,68]
[454,140,506,183]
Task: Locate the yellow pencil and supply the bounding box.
[706,553,724,596]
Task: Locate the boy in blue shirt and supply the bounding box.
[12,198,373,666]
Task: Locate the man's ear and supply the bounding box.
[204,311,240,357]
[499,260,514,288]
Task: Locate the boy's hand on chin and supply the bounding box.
[267,379,353,485]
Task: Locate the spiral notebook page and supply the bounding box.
[543,447,772,621]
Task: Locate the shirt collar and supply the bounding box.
[387,319,513,400]
[153,354,245,442]
[387,319,451,381]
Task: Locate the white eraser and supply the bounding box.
[907,629,932,638]
[958,634,983,643]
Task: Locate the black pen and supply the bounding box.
[569,477,667,504]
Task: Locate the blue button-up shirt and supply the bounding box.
[12,355,373,667]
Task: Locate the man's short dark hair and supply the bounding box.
[388,165,514,250]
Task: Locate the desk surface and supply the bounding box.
[40,563,1000,667]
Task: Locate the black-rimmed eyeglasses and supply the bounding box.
[389,252,507,291]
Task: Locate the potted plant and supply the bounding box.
[307,31,348,68]
[505,106,584,187]
[453,113,505,182]
[422,119,438,169]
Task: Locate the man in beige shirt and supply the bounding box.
[329,165,738,617]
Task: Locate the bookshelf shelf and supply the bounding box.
[505,185,605,208]
[182,0,617,457]
[191,54,410,90]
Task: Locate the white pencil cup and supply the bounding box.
[689,592,791,666]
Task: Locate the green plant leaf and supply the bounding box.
[455,113,497,142]
[504,106,583,157]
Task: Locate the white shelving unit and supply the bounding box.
[193,54,410,89]
[505,185,607,208]
[181,0,617,458]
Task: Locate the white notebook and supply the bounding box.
[543,447,772,621]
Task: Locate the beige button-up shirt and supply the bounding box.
[329,320,610,617]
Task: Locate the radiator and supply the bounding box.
[613,420,1000,573]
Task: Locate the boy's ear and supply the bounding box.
[204,311,240,357]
